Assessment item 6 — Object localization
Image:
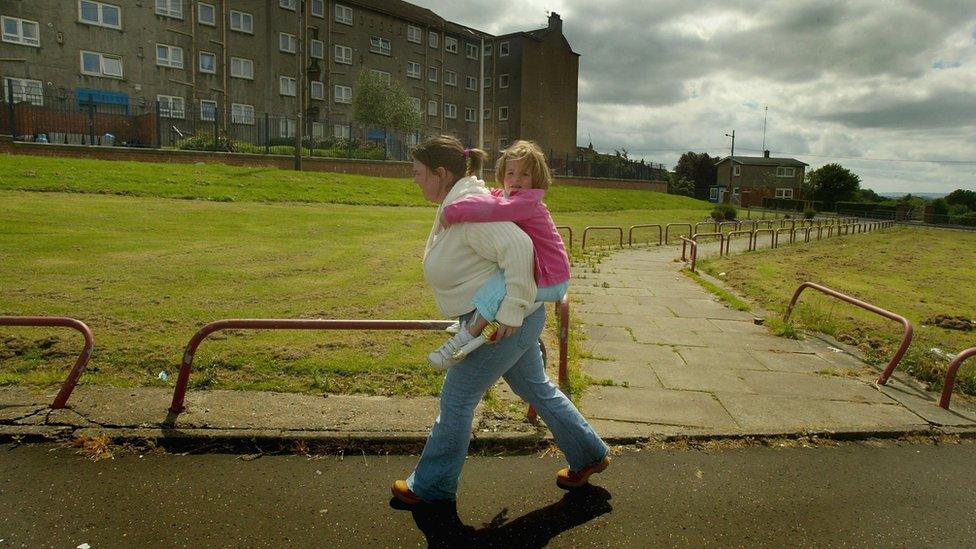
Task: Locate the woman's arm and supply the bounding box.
[464,222,537,327]
[443,189,545,225]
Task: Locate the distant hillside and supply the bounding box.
[878,192,947,200]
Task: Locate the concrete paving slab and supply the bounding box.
[615,302,677,318]
[581,359,661,389]
[877,379,976,427]
[748,350,837,373]
[588,418,690,439]
[715,393,928,432]
[582,386,738,430]
[575,310,645,328]
[676,346,770,371]
[630,325,710,347]
[735,370,893,404]
[707,318,770,335]
[652,363,755,394]
[570,300,620,315]
[582,325,635,344]
[703,333,808,352]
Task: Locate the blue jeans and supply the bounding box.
[406,306,608,501]
[471,270,569,322]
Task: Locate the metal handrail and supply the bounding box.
[555,225,573,248]
[773,227,794,248]
[784,282,914,385]
[694,221,716,235]
[692,232,727,256]
[582,226,623,250]
[680,236,698,273]
[939,348,976,410]
[724,229,754,255]
[665,223,692,245]
[0,316,94,408]
[752,228,775,251]
[628,224,663,246]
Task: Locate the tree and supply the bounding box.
[805,163,861,208]
[352,70,421,137]
[945,189,976,212]
[666,172,695,197]
[856,188,885,202]
[674,152,718,200]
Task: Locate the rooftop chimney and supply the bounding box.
[548,12,563,33]
[763,150,770,158]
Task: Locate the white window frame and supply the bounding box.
[334,124,350,139]
[198,51,217,74]
[312,121,326,138]
[78,1,121,30]
[407,62,421,79]
[334,84,352,104]
[279,0,297,11]
[733,164,741,176]
[498,106,509,121]
[775,188,794,199]
[230,56,254,80]
[197,2,215,26]
[310,80,325,100]
[428,31,438,49]
[231,103,255,125]
[199,99,217,121]
[2,16,40,47]
[710,187,720,201]
[483,77,491,89]
[499,74,510,89]
[464,107,476,122]
[483,43,493,56]
[156,94,185,119]
[2,77,43,106]
[310,39,325,59]
[229,10,253,34]
[407,24,422,44]
[427,100,437,116]
[279,76,297,97]
[279,118,296,138]
[80,50,123,78]
[445,70,457,87]
[335,4,353,25]
[369,69,391,84]
[444,103,457,119]
[445,36,458,53]
[334,44,352,65]
[411,97,421,113]
[310,0,325,18]
[465,76,477,91]
[155,0,183,20]
[776,166,797,177]
[499,138,509,149]
[156,43,184,69]
[465,43,479,60]
[483,108,491,120]
[369,36,391,56]
[499,41,510,56]
[279,32,297,54]
[428,67,438,82]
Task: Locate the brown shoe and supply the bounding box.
[556,455,610,489]
[391,479,426,505]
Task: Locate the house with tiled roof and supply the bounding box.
[712,151,808,206]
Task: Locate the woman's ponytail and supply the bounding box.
[465,148,488,176]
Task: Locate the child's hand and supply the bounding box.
[440,212,452,229]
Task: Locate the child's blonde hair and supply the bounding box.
[494,140,552,190]
[411,135,487,181]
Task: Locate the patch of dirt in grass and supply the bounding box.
[922,314,974,331]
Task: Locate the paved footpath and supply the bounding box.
[573,244,976,439]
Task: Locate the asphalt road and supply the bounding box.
[2,439,975,547]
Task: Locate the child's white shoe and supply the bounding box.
[428,330,486,370]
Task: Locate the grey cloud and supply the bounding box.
[817,91,976,129]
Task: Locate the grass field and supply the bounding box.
[698,226,976,395]
[0,153,714,397]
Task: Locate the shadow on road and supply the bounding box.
[391,484,613,548]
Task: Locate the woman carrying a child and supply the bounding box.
[391,135,609,505]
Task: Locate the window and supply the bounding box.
[776,166,796,177]
[279,32,297,53]
[310,81,325,100]
[370,36,391,56]
[279,76,297,96]
[370,69,391,84]
[499,74,509,88]
[156,44,184,69]
[444,103,457,119]
[334,124,350,139]
[427,100,437,116]
[279,118,296,138]
[231,103,254,125]
[199,51,216,74]
[428,67,438,82]
[78,2,121,30]
[335,4,352,25]
[445,36,458,53]
[2,77,43,106]
[483,43,492,56]
[200,100,217,121]
[230,56,254,79]
[334,85,352,104]
[279,0,296,10]
[429,31,438,49]
[465,43,479,60]
[733,187,740,197]
[733,164,741,176]
[498,106,509,120]
[411,97,421,113]
[155,0,183,19]
[464,107,476,122]
[80,50,123,78]
[197,2,215,26]
[499,41,510,56]
[407,25,422,44]
[334,45,352,64]
[310,39,324,59]
[465,76,477,91]
[483,77,491,89]
[499,138,509,148]
[710,187,719,201]
[407,62,421,79]
[310,0,325,17]
[312,122,326,138]
[445,70,457,87]
[775,188,794,199]
[2,16,40,47]
[157,94,185,119]
[230,10,253,33]
[483,108,490,120]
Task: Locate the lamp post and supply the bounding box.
[724,130,735,204]
[294,0,304,171]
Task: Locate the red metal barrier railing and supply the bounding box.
[773,227,794,248]
[724,229,754,255]
[784,282,914,386]
[628,224,663,246]
[694,221,716,235]
[0,316,94,408]
[679,236,698,273]
[693,232,727,256]
[582,226,623,250]
[556,225,573,248]
[665,223,692,245]
[752,228,775,251]
[939,348,976,410]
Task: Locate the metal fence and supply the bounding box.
[547,151,667,182]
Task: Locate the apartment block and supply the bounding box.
[0,0,579,158]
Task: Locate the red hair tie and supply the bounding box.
[463,148,471,157]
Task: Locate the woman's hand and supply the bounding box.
[495,323,518,339]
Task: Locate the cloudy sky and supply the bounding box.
[413,0,976,193]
